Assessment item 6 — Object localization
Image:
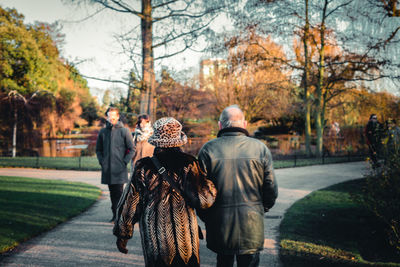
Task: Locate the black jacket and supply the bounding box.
[96,121,135,184]
[197,127,278,254]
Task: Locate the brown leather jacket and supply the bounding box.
[198,127,278,255]
[114,148,217,267]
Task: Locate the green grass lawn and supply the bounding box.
[0,176,101,253]
[0,155,364,171]
[0,156,101,170]
[280,178,400,266]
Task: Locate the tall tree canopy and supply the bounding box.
[0,6,99,156]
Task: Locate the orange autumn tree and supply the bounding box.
[213,28,296,123]
[30,22,98,138]
[357,89,400,123]
[324,88,400,127]
[0,7,99,156]
[41,66,93,138]
[157,69,211,123]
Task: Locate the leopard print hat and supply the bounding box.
[148,117,187,148]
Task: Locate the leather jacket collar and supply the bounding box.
[217,127,250,137]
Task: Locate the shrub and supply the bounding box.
[182,119,217,138]
[358,146,400,252]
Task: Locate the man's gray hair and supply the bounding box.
[219,105,245,129]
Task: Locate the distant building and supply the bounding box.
[199,58,227,91]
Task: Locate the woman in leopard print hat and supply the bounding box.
[114,117,217,267]
[147,117,188,147]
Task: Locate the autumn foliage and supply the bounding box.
[0,6,99,154]
[208,28,297,123]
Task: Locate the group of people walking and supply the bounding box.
[95,105,278,267]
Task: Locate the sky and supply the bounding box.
[0,0,211,100]
[1,0,398,99]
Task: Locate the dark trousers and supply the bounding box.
[216,252,260,267]
[368,143,379,166]
[108,184,124,217]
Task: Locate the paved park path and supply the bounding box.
[0,161,368,266]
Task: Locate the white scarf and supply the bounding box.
[134,124,153,142]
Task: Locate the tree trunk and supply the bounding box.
[303,0,312,156]
[140,0,156,121]
[315,1,328,158]
[125,85,132,113]
[315,98,323,157]
[315,46,325,157]
[12,108,17,158]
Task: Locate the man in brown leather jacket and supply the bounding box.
[198,105,278,267]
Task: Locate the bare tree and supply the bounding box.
[67,0,227,120]
[228,0,399,157]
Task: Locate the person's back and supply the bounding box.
[365,114,382,166]
[366,119,380,145]
[198,105,278,267]
[123,149,211,266]
[113,117,217,267]
[199,133,276,252]
[386,119,400,153]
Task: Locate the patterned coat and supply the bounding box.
[113,148,217,267]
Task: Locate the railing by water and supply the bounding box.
[0,133,368,170]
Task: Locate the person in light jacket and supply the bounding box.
[131,114,154,170]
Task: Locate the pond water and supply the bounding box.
[34,132,364,157]
[37,138,97,157]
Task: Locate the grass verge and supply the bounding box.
[280,178,400,266]
[0,176,101,254]
[0,156,101,170]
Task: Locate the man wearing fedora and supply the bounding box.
[198,105,278,267]
[113,117,217,267]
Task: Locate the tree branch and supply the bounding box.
[325,1,353,18]
[154,43,191,61]
[152,16,215,48]
[153,0,178,9]
[92,0,143,18]
[80,74,132,87]
[153,6,224,22]
[384,26,400,46]
[60,6,107,23]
